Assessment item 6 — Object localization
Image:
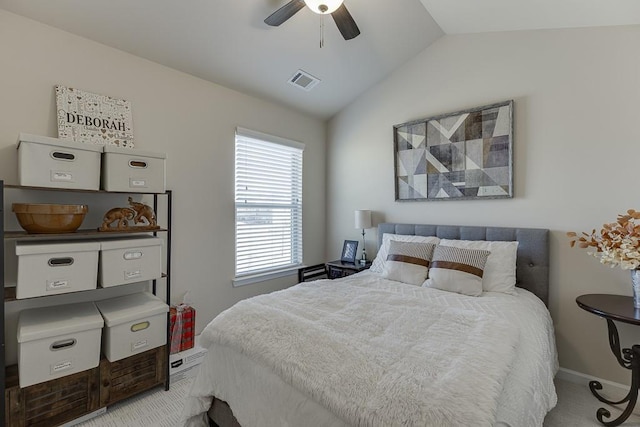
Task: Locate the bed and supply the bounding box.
[181,223,558,427]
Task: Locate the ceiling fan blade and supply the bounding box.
[264,0,306,26]
[331,3,360,40]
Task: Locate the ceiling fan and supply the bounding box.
[264,0,360,41]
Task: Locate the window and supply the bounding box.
[234,127,304,282]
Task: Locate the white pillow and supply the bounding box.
[439,239,519,294]
[423,245,490,296]
[370,233,441,273]
[381,240,436,286]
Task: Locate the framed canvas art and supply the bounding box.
[394,100,513,201]
[56,85,134,147]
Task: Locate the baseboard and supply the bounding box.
[557,367,640,414]
[556,367,629,392]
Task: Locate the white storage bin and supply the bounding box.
[102,146,166,193]
[16,241,100,299]
[18,133,102,190]
[17,302,104,388]
[99,237,163,288]
[96,292,169,362]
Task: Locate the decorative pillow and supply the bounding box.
[370,234,441,273]
[424,245,490,296]
[381,241,436,286]
[439,239,519,295]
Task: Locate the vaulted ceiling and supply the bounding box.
[1,0,638,119]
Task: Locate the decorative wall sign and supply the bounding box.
[394,100,513,201]
[56,85,134,147]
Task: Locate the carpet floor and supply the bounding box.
[544,379,640,427]
[69,377,640,426]
[70,379,193,427]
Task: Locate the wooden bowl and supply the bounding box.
[12,203,88,234]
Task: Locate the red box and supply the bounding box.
[170,305,195,354]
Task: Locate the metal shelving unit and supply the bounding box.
[1,181,172,425]
[1,181,5,420]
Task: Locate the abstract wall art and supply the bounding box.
[394,100,513,201]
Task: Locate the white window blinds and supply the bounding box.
[235,128,304,277]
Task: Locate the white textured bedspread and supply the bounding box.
[182,273,557,427]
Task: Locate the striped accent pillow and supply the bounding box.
[381,240,436,286]
[439,239,519,294]
[369,234,441,273]
[424,245,490,296]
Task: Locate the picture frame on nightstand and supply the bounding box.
[340,240,358,264]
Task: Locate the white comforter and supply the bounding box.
[182,272,558,427]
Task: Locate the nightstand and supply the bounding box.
[325,260,371,279]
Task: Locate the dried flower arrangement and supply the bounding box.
[567,209,640,270]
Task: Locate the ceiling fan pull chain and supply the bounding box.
[320,15,324,48]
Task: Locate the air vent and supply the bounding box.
[288,69,321,91]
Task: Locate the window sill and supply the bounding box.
[232,266,299,287]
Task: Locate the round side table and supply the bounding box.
[577,294,640,427]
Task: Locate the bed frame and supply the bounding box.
[208,222,550,426]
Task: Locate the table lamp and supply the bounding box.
[354,210,372,265]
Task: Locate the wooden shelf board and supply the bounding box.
[4,184,169,195]
[5,228,168,240]
[6,272,167,302]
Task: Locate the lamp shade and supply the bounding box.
[304,0,344,14]
[354,210,372,229]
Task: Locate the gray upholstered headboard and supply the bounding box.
[377,223,550,306]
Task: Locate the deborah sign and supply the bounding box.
[56,85,134,147]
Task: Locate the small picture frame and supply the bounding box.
[341,240,358,264]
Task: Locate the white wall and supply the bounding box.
[327,25,640,385]
[0,10,326,364]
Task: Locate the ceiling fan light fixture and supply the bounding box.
[304,0,343,15]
